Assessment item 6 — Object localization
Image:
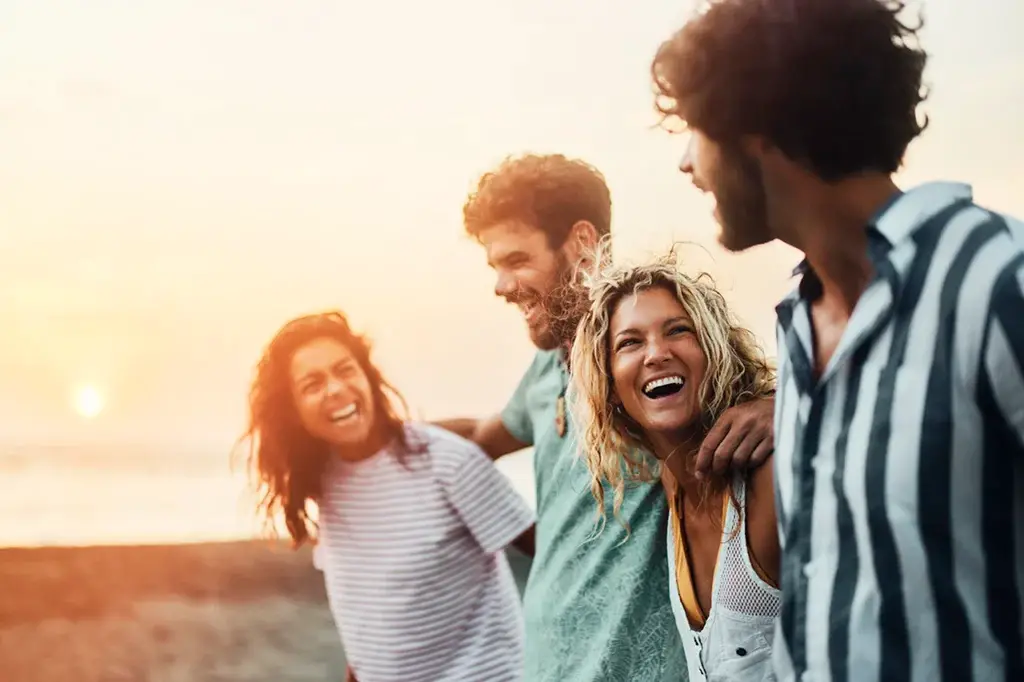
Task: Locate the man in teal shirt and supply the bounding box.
[440,154,774,681]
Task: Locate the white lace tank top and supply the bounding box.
[666,478,781,682]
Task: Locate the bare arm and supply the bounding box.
[432,418,477,441]
[433,414,527,461]
[745,454,780,588]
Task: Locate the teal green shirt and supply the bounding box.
[503,350,687,682]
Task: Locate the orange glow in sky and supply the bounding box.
[0,0,1021,452]
[72,386,104,419]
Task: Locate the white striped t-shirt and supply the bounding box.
[317,423,535,682]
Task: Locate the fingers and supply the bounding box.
[697,399,776,478]
[749,435,775,468]
[695,415,731,479]
[710,419,753,477]
[722,424,759,473]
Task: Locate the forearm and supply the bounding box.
[433,415,527,461]
[432,418,478,441]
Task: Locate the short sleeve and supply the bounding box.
[981,256,1024,447]
[501,355,540,446]
[444,440,535,555]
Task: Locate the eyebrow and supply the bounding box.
[613,316,692,339]
[487,250,529,269]
[297,357,355,384]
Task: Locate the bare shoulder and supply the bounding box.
[746,454,775,509]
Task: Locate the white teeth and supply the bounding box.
[643,376,684,394]
[330,404,358,421]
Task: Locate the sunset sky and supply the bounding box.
[2,0,1022,450]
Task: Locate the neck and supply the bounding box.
[649,429,702,496]
[335,422,391,462]
[784,173,900,313]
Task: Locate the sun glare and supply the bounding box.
[73,386,105,419]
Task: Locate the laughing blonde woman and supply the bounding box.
[569,254,781,682]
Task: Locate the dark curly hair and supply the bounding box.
[237,312,418,547]
[463,153,613,247]
[652,0,929,181]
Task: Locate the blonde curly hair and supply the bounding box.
[568,246,775,526]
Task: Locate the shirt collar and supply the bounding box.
[873,181,973,245]
[786,182,973,302]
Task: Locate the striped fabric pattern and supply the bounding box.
[772,182,1024,682]
[317,423,535,682]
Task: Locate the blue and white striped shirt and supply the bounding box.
[772,182,1024,682]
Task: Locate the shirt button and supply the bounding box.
[736,647,747,657]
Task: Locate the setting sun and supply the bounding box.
[72,386,105,419]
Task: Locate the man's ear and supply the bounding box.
[739,134,770,158]
[564,220,600,264]
[741,133,804,195]
[741,134,797,172]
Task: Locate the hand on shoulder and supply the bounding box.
[695,396,775,479]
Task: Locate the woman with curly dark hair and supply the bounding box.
[239,311,534,682]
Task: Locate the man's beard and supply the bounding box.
[714,145,771,252]
[538,252,590,351]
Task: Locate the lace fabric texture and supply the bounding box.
[668,477,782,682]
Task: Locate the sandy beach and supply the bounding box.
[0,540,531,682]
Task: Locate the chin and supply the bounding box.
[647,416,701,442]
[528,325,561,351]
[719,229,770,253]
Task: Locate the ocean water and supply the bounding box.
[0,443,535,547]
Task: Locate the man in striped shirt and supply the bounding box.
[650,1,1024,681]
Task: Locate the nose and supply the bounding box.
[643,338,672,367]
[678,137,695,175]
[494,271,518,299]
[325,376,346,398]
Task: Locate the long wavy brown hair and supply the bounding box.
[237,311,418,547]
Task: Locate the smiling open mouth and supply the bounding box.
[642,376,685,399]
[330,404,359,423]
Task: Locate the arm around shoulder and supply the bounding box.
[433,414,527,461]
[434,355,541,458]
